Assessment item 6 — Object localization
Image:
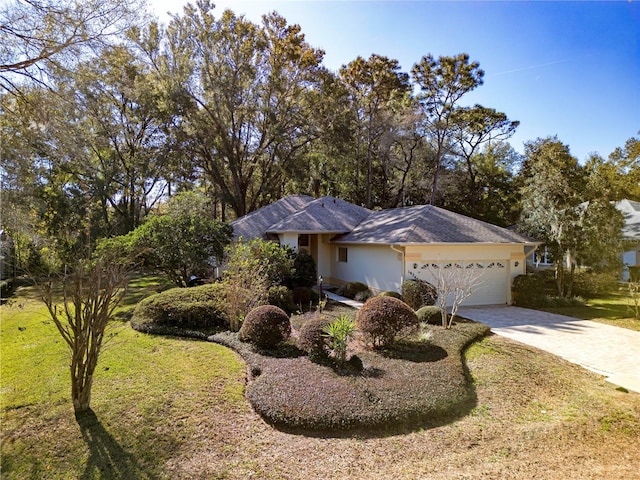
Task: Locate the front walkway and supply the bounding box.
[324,292,640,393]
[457,305,640,394]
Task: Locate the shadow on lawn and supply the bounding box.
[76,409,159,480]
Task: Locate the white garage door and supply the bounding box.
[408,260,508,306]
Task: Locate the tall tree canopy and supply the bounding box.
[157,2,326,218]
[519,137,624,296]
[411,53,484,204]
[0,0,143,93]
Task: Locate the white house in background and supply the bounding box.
[231,195,540,306]
[618,199,640,281]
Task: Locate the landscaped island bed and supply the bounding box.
[211,318,488,433]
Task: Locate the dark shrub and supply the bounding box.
[511,273,548,306]
[416,305,444,325]
[354,290,373,302]
[343,281,370,299]
[379,290,402,300]
[297,314,331,358]
[1,278,14,299]
[630,266,640,283]
[239,305,291,349]
[290,250,317,288]
[572,271,618,298]
[132,283,227,330]
[401,279,437,310]
[292,286,318,307]
[355,296,419,348]
[268,286,295,313]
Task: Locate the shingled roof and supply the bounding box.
[231,195,538,245]
[231,195,314,241]
[333,204,538,245]
[617,199,640,241]
[267,196,371,234]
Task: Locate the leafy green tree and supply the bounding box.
[585,135,640,202]
[158,3,326,217]
[339,54,410,207]
[66,44,173,233]
[519,137,624,296]
[449,106,519,214]
[443,141,522,226]
[102,192,233,287]
[411,53,484,205]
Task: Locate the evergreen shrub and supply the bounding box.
[132,283,228,330]
[355,296,419,348]
[416,305,444,325]
[239,305,291,349]
[267,286,295,313]
[401,279,437,310]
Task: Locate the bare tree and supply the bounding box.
[40,257,130,413]
[1,0,144,93]
[422,261,485,329]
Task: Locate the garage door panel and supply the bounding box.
[408,260,507,306]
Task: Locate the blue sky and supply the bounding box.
[150,0,640,163]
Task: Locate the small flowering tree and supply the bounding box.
[423,262,485,329]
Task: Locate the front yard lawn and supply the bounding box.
[536,289,640,331]
[2,280,639,478]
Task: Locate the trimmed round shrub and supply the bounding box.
[297,314,331,358]
[342,281,370,299]
[268,285,295,313]
[378,290,402,300]
[239,305,291,349]
[132,283,227,330]
[416,305,444,326]
[401,279,437,310]
[355,296,419,349]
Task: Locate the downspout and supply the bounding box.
[390,245,405,287]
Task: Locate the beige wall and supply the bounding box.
[329,244,403,294]
[328,243,528,305]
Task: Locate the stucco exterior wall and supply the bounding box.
[329,244,403,293]
[327,243,527,305]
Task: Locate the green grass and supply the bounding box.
[1,281,245,479]
[534,289,640,331]
[3,278,639,478]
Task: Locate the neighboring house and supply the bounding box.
[619,199,640,281]
[527,199,640,281]
[231,195,540,306]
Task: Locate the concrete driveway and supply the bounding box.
[457,305,640,394]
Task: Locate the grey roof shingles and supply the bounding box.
[231,195,314,241]
[617,199,640,241]
[267,196,371,234]
[231,195,538,245]
[333,204,538,245]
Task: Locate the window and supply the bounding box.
[338,247,348,263]
[298,234,309,247]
